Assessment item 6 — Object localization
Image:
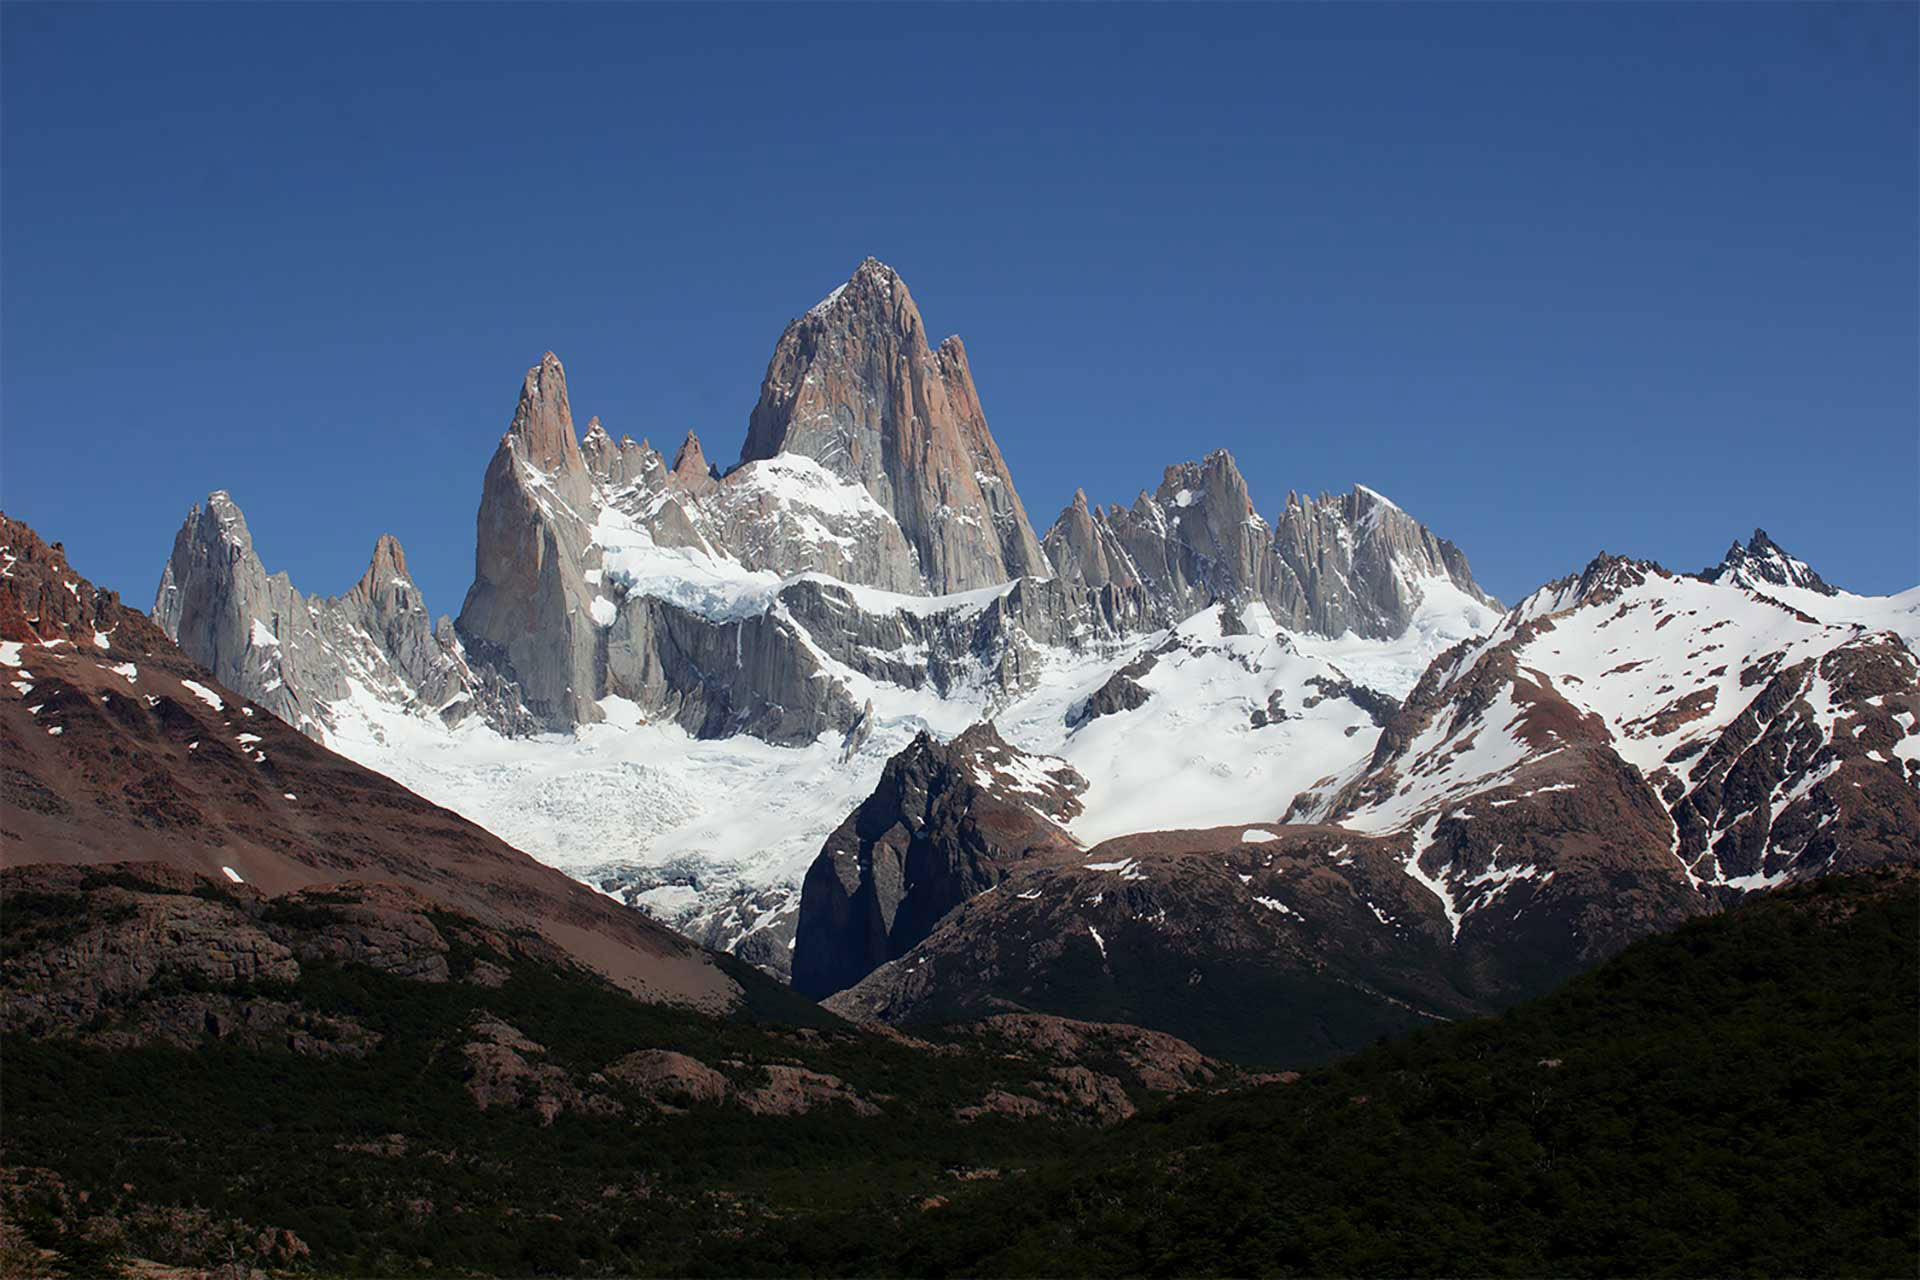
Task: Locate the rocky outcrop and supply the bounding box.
[741,258,1050,594]
[603,1049,731,1108]
[792,724,1085,999]
[462,1014,622,1125]
[959,1013,1221,1093]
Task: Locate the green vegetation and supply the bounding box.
[2,872,1913,1276]
[849,871,1920,1277]
[0,913,1104,1276]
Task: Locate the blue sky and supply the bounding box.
[3,2,1914,616]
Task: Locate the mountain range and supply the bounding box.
[124,257,1919,1057]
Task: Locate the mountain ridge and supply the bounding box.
[136,259,1915,993]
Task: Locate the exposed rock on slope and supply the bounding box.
[4,513,738,1007]
[2,858,1228,1130]
[1293,551,1920,894]
[822,822,1488,1064]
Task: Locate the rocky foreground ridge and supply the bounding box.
[2,514,743,1007]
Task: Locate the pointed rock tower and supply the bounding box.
[455,351,603,730]
[739,258,1049,595]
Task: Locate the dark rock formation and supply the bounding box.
[792,723,1085,999]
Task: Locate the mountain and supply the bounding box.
[794,543,1920,1059]
[135,258,1915,1019]
[153,491,526,738]
[149,258,1506,978]
[792,723,1085,999]
[742,256,1052,594]
[3,513,745,1007]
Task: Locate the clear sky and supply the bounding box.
[3,2,1915,617]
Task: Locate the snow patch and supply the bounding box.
[179,680,225,711]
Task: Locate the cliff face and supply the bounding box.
[454,351,605,731]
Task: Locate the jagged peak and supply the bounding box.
[1143,449,1249,511]
[1701,527,1837,597]
[670,431,716,490]
[508,351,583,477]
[1513,552,1668,623]
[353,533,417,602]
[583,416,611,443]
[191,490,255,548]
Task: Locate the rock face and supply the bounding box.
[1701,527,1838,597]
[792,723,1084,999]
[455,351,605,731]
[1267,485,1494,638]
[1042,454,1499,640]
[741,257,1051,595]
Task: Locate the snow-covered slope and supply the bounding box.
[304,560,1499,978]
[1290,555,1920,928]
